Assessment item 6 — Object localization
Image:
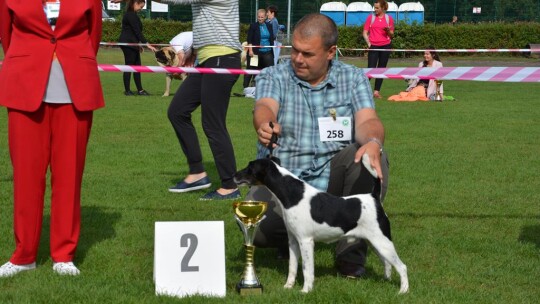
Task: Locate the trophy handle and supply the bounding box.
[234,215,266,246]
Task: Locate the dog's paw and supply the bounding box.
[399,283,409,294]
[283,282,294,289]
[162,93,169,97]
[300,286,312,293]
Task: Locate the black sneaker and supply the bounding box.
[137,90,150,96]
[124,91,135,96]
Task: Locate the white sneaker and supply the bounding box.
[53,262,80,276]
[0,261,36,278]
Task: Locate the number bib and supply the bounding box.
[318,117,352,142]
[45,2,60,19]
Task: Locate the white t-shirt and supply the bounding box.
[169,31,193,57]
[43,0,72,104]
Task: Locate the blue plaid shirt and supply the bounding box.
[255,60,374,191]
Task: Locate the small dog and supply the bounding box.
[234,158,409,294]
[405,77,420,92]
[155,46,187,97]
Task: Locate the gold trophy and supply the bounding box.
[435,80,443,101]
[233,201,268,295]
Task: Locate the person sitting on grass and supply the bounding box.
[388,49,444,102]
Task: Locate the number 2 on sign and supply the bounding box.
[180,233,199,272]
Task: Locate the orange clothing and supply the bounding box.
[387,85,429,102]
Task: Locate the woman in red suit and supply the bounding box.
[0,0,104,277]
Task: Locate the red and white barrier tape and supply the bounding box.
[97,64,540,82]
[98,64,261,75]
[364,67,540,82]
[1,61,538,82]
[100,42,174,47]
[339,48,535,53]
[99,42,291,48]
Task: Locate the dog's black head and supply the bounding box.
[155,48,177,66]
[234,158,279,186]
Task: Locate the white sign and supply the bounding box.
[154,221,226,298]
[249,55,259,67]
[45,2,60,19]
[107,1,121,10]
[473,7,482,14]
[318,116,352,142]
[152,1,169,12]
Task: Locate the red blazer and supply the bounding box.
[0,0,105,112]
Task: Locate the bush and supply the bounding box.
[102,20,540,57]
[101,19,192,44]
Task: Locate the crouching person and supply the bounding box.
[245,13,390,278]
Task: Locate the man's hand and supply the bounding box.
[354,141,383,182]
[257,121,281,148]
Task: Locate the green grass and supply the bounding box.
[0,50,539,303]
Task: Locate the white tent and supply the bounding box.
[346,2,372,26]
[320,2,348,26]
[387,1,398,21]
[398,2,425,25]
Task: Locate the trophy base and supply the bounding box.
[236,283,263,295]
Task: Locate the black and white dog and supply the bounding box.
[234,158,409,294]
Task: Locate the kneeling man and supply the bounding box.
[247,13,390,278]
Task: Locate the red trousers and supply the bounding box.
[7,103,93,264]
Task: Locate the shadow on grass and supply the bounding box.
[518,224,540,248]
[231,241,388,284]
[37,206,121,265]
[394,211,540,220]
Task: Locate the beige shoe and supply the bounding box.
[53,262,80,276]
[0,261,36,278]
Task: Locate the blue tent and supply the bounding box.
[398,2,424,25]
[320,2,347,26]
[346,2,372,27]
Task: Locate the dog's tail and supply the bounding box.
[361,154,382,202]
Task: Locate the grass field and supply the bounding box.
[0,49,539,303]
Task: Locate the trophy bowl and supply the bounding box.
[232,201,268,295]
[233,201,267,226]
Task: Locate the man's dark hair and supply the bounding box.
[293,13,338,49]
[267,5,278,17]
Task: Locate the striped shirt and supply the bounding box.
[161,0,241,52]
[255,60,375,191]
